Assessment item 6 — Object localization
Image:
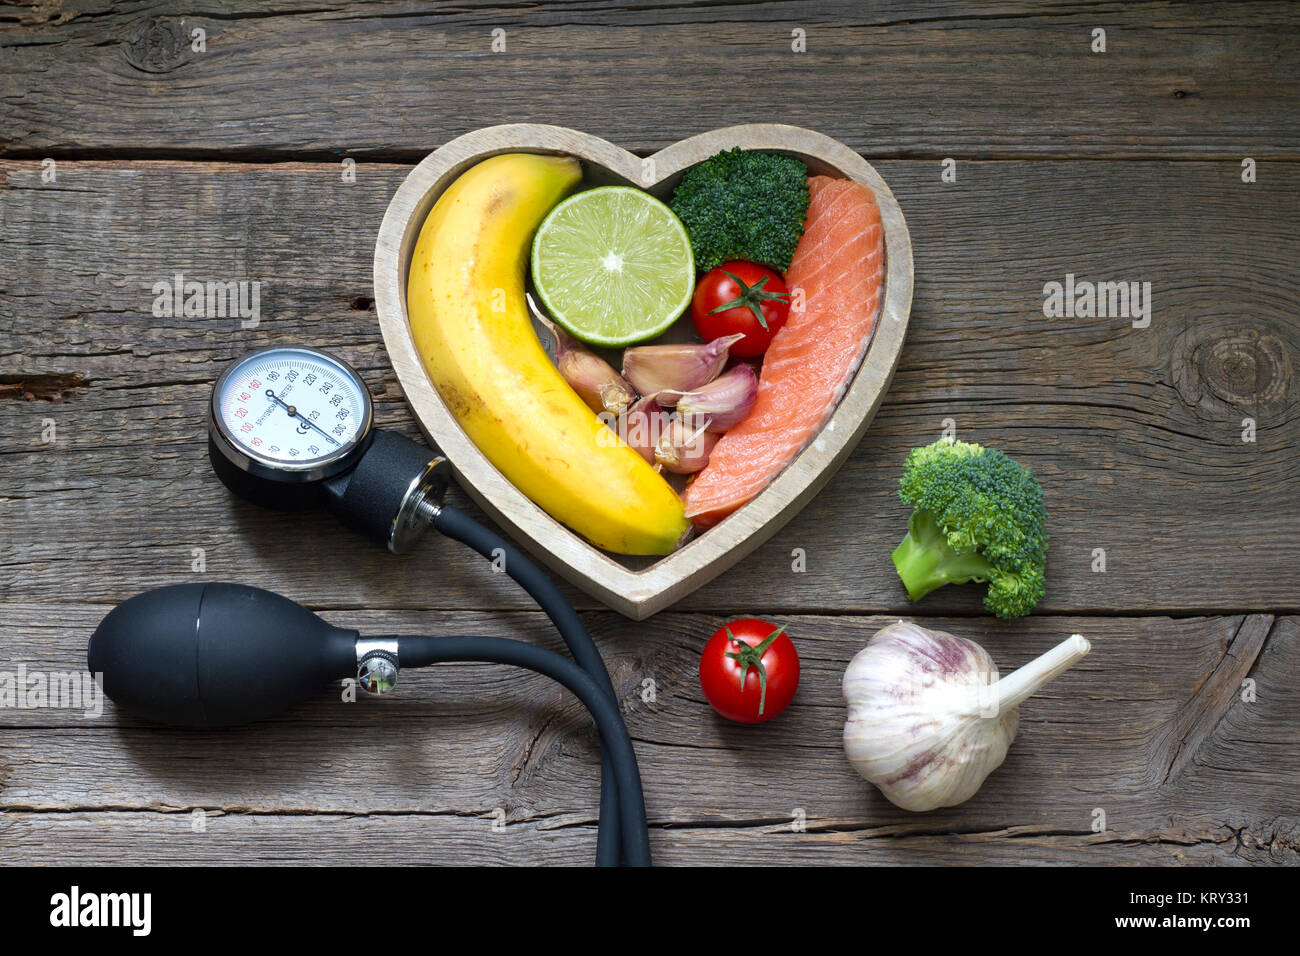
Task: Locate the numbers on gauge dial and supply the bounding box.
[220,353,365,463]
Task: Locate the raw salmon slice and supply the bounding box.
[683,175,885,529]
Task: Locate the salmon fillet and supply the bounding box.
[683,175,885,529]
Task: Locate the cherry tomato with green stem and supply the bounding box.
[690,261,791,358]
[699,618,799,724]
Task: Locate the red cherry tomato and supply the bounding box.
[691,261,791,358]
[698,618,799,724]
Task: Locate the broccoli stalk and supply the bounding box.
[889,438,1048,619]
[891,509,997,601]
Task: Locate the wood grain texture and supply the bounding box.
[1,811,1286,866]
[2,0,1297,866]
[1,158,1295,614]
[1,1,1297,160]
[0,606,1294,865]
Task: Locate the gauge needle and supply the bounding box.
[265,389,340,446]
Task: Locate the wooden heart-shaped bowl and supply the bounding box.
[374,124,913,619]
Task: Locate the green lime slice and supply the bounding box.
[531,185,695,347]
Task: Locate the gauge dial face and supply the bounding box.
[212,347,372,474]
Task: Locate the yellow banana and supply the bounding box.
[407,153,689,555]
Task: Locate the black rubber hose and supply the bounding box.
[394,634,651,867]
[431,504,627,866]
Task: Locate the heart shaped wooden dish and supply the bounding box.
[374,124,913,619]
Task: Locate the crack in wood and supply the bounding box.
[4,146,1300,164]
[0,806,1264,853]
[1157,614,1274,788]
[0,0,78,28]
[0,372,90,402]
[510,710,560,787]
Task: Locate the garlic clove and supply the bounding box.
[654,418,720,474]
[621,333,745,397]
[531,295,634,416]
[657,363,758,433]
[620,392,670,465]
[842,622,1090,812]
[597,381,635,418]
[564,354,633,417]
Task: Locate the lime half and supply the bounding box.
[531,186,695,347]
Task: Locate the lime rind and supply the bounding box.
[531,185,695,348]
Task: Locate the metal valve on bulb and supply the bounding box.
[355,642,400,695]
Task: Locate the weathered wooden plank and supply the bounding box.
[2,810,1285,866]
[1,605,1293,867]
[2,2,1298,159]
[1,159,1296,614]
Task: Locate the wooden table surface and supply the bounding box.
[1,1,1297,866]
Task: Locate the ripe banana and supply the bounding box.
[407,153,690,555]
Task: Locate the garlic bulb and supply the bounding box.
[842,622,1090,812]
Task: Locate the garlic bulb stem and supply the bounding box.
[993,634,1091,713]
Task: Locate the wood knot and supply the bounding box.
[122,17,193,74]
[1173,326,1292,411]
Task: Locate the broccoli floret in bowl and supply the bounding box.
[669,148,810,273]
[890,438,1049,619]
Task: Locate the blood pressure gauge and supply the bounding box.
[210,346,374,482]
[208,345,449,553]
